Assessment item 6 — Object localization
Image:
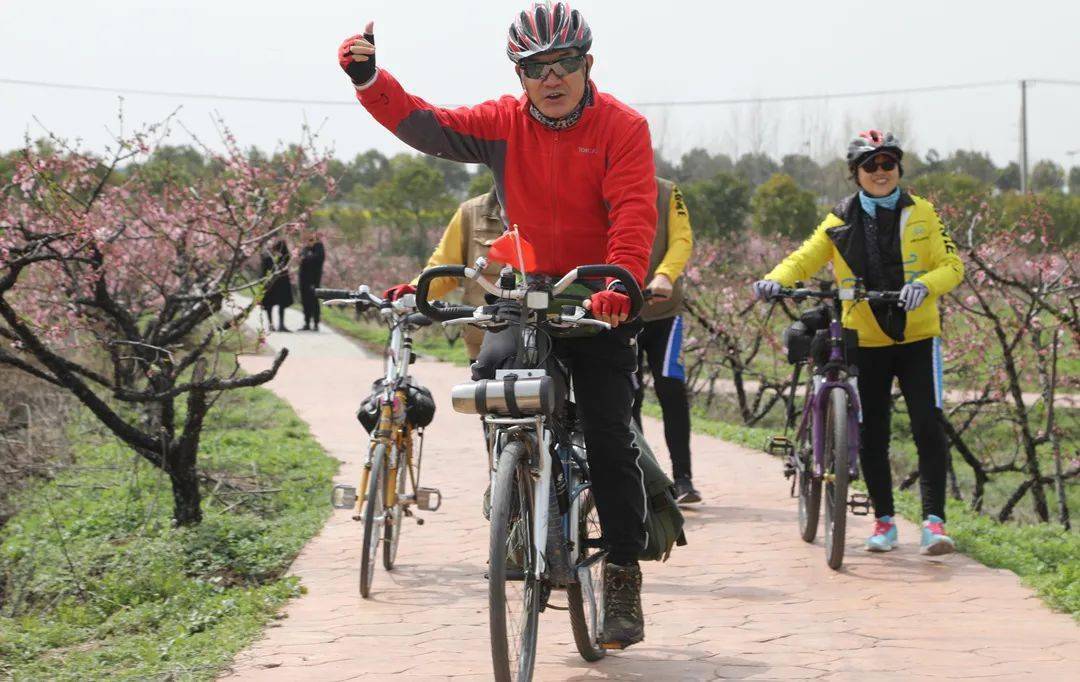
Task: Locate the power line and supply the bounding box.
[629,80,1017,107]
[3,75,1076,109]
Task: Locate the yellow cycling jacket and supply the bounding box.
[765,191,963,347]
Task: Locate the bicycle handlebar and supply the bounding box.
[414,266,477,322]
[414,263,645,324]
[775,286,902,303]
[574,265,645,320]
[314,288,359,300]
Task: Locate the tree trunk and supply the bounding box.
[167,442,202,526]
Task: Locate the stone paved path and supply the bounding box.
[224,309,1079,681]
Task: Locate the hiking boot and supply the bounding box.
[673,477,702,504]
[920,515,956,556]
[865,515,898,552]
[600,562,644,649]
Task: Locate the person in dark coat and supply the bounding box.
[261,239,294,332]
[298,231,326,331]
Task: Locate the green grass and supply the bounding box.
[0,385,337,680]
[321,306,471,366]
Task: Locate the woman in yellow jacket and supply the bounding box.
[753,130,964,556]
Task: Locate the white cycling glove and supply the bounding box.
[898,282,929,311]
[752,280,782,302]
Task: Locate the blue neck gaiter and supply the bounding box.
[859,187,901,215]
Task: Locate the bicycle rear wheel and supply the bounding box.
[797,418,821,543]
[383,448,406,571]
[567,488,606,662]
[488,440,540,682]
[823,389,850,570]
[359,443,386,598]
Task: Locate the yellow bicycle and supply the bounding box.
[319,286,441,597]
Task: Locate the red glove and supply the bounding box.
[383,283,416,301]
[338,28,376,85]
[588,289,630,321]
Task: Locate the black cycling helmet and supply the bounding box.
[507,1,592,63]
[847,129,903,169]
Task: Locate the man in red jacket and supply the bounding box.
[339,2,656,649]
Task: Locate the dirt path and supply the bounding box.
[223,309,1078,680]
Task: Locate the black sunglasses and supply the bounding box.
[861,157,898,173]
[520,55,586,80]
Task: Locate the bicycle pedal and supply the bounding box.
[765,435,794,458]
[848,492,871,516]
[330,484,357,509]
[415,487,442,512]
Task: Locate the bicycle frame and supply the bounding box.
[357,307,417,514]
[796,315,863,479]
[782,283,901,482]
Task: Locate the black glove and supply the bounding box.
[338,30,376,86]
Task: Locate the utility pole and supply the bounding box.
[1020,79,1029,193]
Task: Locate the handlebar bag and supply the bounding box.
[405,381,436,428]
[783,321,813,365]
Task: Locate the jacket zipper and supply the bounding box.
[550,132,560,271]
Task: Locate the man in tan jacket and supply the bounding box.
[413,188,504,361]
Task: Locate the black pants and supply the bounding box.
[300,281,320,326]
[856,337,948,521]
[474,323,646,566]
[632,315,693,481]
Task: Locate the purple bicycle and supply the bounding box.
[765,283,901,570]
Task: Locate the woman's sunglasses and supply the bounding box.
[861,157,898,173]
[520,55,586,80]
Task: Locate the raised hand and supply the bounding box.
[338,21,377,86]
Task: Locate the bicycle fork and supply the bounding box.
[529,419,552,580]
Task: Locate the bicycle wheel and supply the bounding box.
[823,389,850,570]
[489,440,540,682]
[567,488,606,662]
[797,419,821,544]
[359,443,386,598]
[383,446,406,571]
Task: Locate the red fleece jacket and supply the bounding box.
[357,69,657,284]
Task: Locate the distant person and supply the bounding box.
[299,231,326,331]
[632,177,699,504]
[752,130,964,556]
[261,239,294,332]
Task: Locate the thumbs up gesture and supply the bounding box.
[338,21,377,86]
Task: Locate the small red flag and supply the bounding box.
[487,227,537,273]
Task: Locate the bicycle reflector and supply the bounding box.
[451,374,555,417]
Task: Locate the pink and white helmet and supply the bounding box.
[506,1,592,63]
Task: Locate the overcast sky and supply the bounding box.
[3,1,1079,170]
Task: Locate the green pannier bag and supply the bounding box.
[630,420,688,561]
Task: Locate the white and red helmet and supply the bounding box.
[847,129,904,169]
[507,1,592,63]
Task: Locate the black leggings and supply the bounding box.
[856,338,949,521]
[632,316,693,481]
[473,322,646,566]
